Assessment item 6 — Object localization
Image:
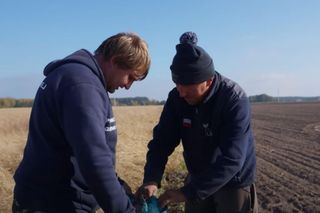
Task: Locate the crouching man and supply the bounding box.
[138,32,258,213]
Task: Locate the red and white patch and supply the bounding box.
[182,118,192,128]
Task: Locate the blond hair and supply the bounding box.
[95,32,151,80]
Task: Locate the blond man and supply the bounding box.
[13,32,150,213]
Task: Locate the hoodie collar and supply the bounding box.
[43,49,106,90]
[202,71,221,104]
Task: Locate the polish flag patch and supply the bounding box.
[182,118,192,128]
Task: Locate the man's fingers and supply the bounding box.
[146,189,154,198]
[158,193,169,209]
[158,196,165,209]
[135,185,157,200]
[134,188,145,202]
[159,198,170,209]
[141,187,153,199]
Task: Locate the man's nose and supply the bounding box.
[125,80,134,90]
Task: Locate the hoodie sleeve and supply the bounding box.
[181,96,252,201]
[60,82,135,213]
[143,91,181,185]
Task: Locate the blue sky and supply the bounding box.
[0,1,319,100]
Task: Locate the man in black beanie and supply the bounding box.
[138,32,258,213]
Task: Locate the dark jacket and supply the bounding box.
[143,72,256,201]
[14,49,135,213]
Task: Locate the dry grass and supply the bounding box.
[114,106,183,191]
[0,108,30,212]
[0,106,184,212]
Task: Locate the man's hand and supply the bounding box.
[135,182,158,200]
[158,189,187,209]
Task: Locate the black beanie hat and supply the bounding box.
[170,32,215,85]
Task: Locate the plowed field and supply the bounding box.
[252,102,320,212]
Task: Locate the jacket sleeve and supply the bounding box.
[181,96,252,201]
[60,83,135,213]
[143,92,181,185]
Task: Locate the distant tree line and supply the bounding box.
[2,94,319,108]
[0,98,34,108]
[249,94,320,103]
[110,97,165,106]
[249,94,275,103]
[0,97,165,108]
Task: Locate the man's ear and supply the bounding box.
[110,56,121,69]
[110,56,116,68]
[206,78,214,87]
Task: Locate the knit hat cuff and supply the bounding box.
[171,60,214,84]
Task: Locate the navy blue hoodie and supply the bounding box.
[143,72,256,201]
[14,49,135,212]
